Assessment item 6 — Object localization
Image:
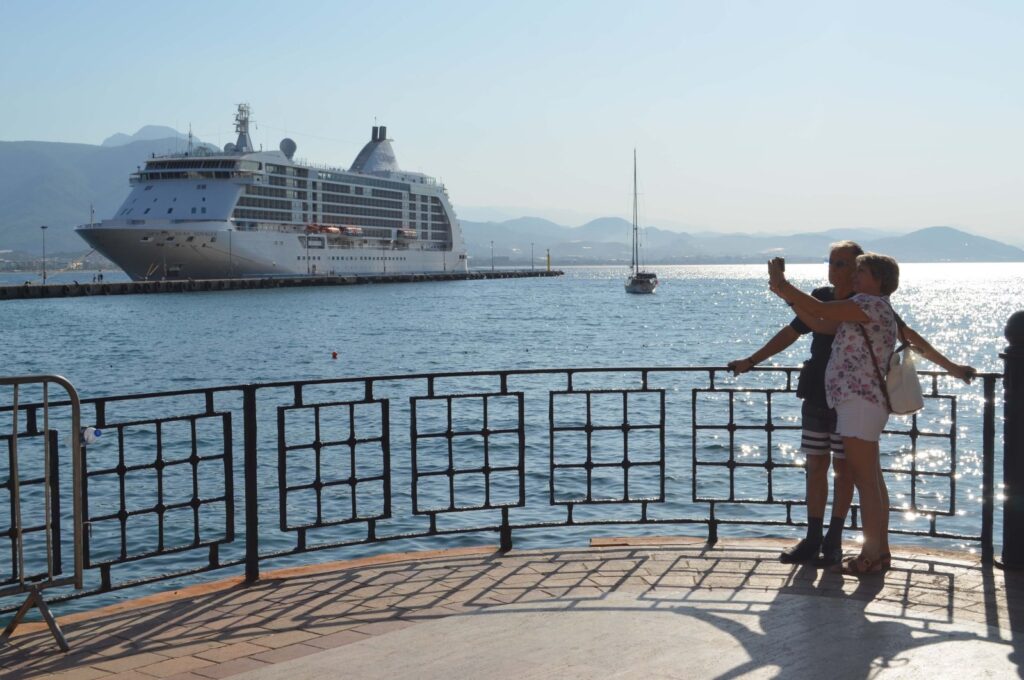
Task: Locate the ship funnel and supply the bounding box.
[372,126,379,141]
[380,126,387,140]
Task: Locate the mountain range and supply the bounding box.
[461,218,1024,264]
[0,129,215,253]
[1,128,1022,264]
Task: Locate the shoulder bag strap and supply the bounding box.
[857,323,893,412]
[880,298,910,352]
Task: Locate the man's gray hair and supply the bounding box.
[830,240,864,256]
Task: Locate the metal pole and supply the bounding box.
[1002,310,1024,569]
[242,385,260,582]
[490,240,494,272]
[982,374,996,565]
[531,242,534,271]
[41,225,48,284]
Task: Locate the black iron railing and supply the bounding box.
[0,365,1004,614]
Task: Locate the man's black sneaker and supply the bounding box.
[813,544,843,567]
[779,538,821,564]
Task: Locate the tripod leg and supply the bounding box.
[34,592,69,652]
[1,590,37,643]
[0,587,69,652]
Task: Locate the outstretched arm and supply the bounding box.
[791,302,840,335]
[768,259,869,323]
[901,325,977,383]
[728,326,800,375]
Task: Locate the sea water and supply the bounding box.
[2,263,1021,611]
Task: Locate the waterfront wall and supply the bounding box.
[0,270,562,300]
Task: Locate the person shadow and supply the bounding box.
[668,561,988,679]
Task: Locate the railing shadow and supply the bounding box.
[1,542,1019,679]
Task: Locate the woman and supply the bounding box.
[768,253,900,575]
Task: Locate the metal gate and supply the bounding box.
[0,375,84,651]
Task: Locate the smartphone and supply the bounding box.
[779,258,785,272]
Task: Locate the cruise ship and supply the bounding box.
[76,105,468,280]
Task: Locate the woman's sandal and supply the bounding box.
[879,553,892,572]
[836,555,884,576]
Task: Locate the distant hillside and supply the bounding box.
[461,218,1024,265]
[102,125,189,147]
[0,136,214,252]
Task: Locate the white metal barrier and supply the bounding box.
[0,375,84,651]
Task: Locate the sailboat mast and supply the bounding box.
[632,149,638,273]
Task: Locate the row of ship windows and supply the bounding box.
[266,164,310,177]
[312,173,409,192]
[141,170,416,196]
[232,210,407,230]
[144,184,207,191]
[261,182,438,207]
[140,171,232,180]
[147,160,237,170]
[234,204,423,224]
[269,177,308,188]
[121,206,210,216]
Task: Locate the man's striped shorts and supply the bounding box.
[801,401,844,458]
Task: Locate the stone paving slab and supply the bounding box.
[1,539,1022,679]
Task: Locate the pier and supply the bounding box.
[0,269,563,300]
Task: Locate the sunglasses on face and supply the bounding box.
[829,260,849,268]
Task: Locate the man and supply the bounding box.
[728,241,975,565]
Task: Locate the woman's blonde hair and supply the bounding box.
[856,253,899,296]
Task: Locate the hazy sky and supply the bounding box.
[2,1,1022,244]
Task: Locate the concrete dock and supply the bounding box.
[0,270,563,301]
[2,538,1021,679]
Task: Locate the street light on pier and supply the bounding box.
[40,225,48,284]
[531,242,534,271]
[490,240,494,272]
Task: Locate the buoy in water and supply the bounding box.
[331,351,338,360]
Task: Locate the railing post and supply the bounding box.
[981,375,996,565]
[243,385,260,582]
[1001,311,1024,569]
[499,507,512,552]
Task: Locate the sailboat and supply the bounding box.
[625,150,658,294]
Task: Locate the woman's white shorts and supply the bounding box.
[834,396,889,442]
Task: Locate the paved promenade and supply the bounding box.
[2,538,1022,679]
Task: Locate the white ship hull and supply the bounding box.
[77,223,464,280]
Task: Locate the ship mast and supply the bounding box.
[234,103,253,152]
[631,149,638,275]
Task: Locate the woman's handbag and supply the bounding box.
[885,343,925,414]
[858,324,925,415]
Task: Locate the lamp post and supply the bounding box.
[490,240,494,272]
[40,225,48,284]
[531,242,534,271]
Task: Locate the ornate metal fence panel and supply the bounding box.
[81,410,234,591]
[549,388,666,511]
[277,397,391,547]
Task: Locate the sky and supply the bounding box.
[2,1,1022,244]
